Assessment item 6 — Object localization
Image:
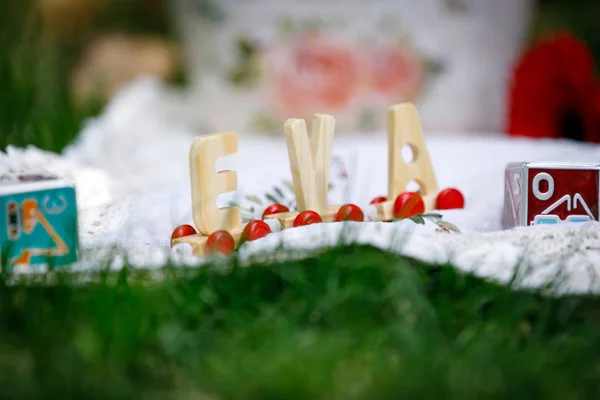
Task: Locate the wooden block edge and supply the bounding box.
[263,205,342,229]
[370,192,439,221]
[171,225,246,257]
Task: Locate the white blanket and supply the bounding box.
[3,78,600,295]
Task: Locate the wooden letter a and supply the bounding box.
[388,103,439,200]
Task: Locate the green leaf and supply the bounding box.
[274,187,286,200]
[245,195,264,206]
[266,194,280,204]
[436,220,461,233]
[422,213,443,220]
[410,215,425,225]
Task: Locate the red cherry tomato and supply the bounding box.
[205,230,235,255]
[393,192,425,219]
[262,203,290,219]
[293,210,323,227]
[242,220,272,242]
[336,204,364,222]
[370,196,387,205]
[170,224,197,247]
[436,188,465,210]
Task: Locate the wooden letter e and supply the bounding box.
[189,131,241,235]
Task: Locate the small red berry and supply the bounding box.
[293,210,322,227]
[242,220,272,242]
[170,224,197,247]
[370,196,387,204]
[436,188,465,210]
[262,203,290,219]
[393,192,425,219]
[205,230,235,255]
[336,204,364,222]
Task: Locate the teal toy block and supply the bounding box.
[0,173,79,270]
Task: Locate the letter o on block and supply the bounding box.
[532,172,554,201]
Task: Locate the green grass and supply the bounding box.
[0,2,98,153]
[0,0,173,153]
[0,245,600,398]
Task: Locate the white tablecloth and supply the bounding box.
[3,78,600,295]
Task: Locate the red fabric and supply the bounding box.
[507,33,600,142]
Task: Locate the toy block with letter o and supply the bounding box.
[503,162,600,229]
[0,173,79,269]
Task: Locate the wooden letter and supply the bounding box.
[284,114,335,214]
[190,131,241,235]
[369,103,440,220]
[388,103,439,200]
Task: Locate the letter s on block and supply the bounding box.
[189,132,241,235]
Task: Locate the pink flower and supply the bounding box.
[363,45,424,101]
[261,33,361,118]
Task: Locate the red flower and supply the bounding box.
[507,33,600,143]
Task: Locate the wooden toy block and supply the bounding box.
[1,173,78,269]
[172,225,246,257]
[190,131,241,235]
[371,193,438,221]
[263,204,342,229]
[387,103,439,200]
[364,103,441,220]
[173,102,460,258]
[284,114,335,215]
[179,112,338,257]
[178,130,244,258]
[503,162,600,228]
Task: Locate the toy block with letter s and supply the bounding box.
[0,173,79,269]
[170,102,467,257]
[503,162,600,229]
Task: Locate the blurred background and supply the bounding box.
[1,0,599,153]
